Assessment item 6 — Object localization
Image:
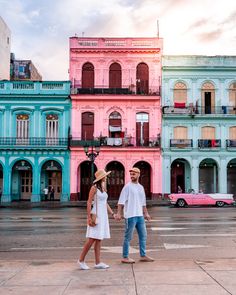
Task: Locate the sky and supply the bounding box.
[0,0,235,80]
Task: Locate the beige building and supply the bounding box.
[0,16,11,80]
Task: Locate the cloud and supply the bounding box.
[197,29,223,42]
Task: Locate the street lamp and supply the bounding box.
[83,144,100,183]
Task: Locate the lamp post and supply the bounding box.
[83,144,100,184]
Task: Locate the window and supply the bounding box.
[136,63,149,95]
[201,126,215,139]
[109,63,122,88]
[136,112,149,146]
[46,114,59,144]
[229,83,236,106]
[201,82,215,114]
[174,127,188,139]
[173,82,187,104]
[17,114,29,144]
[109,111,122,139]
[82,62,94,88]
[229,127,236,140]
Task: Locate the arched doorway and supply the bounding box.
[171,159,191,193]
[227,159,236,197]
[109,63,122,88]
[80,161,98,200]
[82,62,94,88]
[136,63,149,94]
[133,161,151,199]
[41,160,62,200]
[82,112,94,140]
[11,160,32,201]
[106,161,125,200]
[199,159,218,193]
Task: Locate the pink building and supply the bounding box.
[69,37,163,201]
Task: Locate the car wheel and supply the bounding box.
[216,201,224,207]
[177,199,186,207]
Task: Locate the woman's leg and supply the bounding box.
[94,239,101,264]
[79,238,95,262]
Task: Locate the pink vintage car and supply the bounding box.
[169,192,235,207]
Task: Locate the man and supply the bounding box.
[116,167,154,264]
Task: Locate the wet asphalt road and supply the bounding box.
[1,206,236,261]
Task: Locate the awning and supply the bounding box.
[109,126,121,132]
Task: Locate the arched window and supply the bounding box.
[109,63,122,88]
[136,63,149,94]
[201,126,215,139]
[201,82,215,114]
[109,111,122,139]
[16,114,29,144]
[82,62,94,88]
[173,82,187,106]
[229,126,236,140]
[229,82,236,109]
[174,126,188,139]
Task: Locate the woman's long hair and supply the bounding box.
[94,179,104,192]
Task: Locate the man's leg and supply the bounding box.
[122,217,136,261]
[136,216,154,262]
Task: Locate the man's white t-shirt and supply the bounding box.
[118,182,146,219]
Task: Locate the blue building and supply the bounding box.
[162,56,236,196]
[0,80,71,202]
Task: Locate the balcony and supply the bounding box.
[163,105,236,116]
[226,140,236,149]
[198,139,221,149]
[71,86,160,96]
[170,139,193,149]
[70,137,160,148]
[0,137,68,149]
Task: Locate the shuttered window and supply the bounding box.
[17,114,29,139]
[173,126,188,139]
[109,63,122,88]
[173,82,187,103]
[229,126,236,140]
[201,126,215,139]
[229,83,236,106]
[82,62,94,88]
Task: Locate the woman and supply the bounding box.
[78,169,115,270]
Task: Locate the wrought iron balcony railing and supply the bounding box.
[226,140,236,148]
[163,106,236,115]
[170,139,193,148]
[198,139,221,149]
[70,137,161,148]
[0,137,68,148]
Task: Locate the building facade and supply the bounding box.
[0,16,11,80]
[10,54,42,81]
[0,80,71,202]
[162,55,236,196]
[69,37,163,201]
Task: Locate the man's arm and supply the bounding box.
[116,204,124,221]
[143,206,151,221]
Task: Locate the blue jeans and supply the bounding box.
[123,216,147,258]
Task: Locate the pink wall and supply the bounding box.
[69,37,163,199]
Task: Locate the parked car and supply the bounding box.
[169,192,234,207]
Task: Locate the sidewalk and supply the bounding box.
[0,258,235,295]
[0,198,170,209]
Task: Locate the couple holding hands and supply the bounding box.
[78,167,154,270]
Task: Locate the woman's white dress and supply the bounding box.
[86,189,110,240]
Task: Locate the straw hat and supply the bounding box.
[129,167,140,174]
[93,169,111,183]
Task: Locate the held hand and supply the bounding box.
[144,213,151,221]
[115,213,122,221]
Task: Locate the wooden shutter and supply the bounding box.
[174,127,187,139]
[82,63,94,88]
[109,63,121,88]
[201,127,215,139]
[173,83,187,103]
[229,127,236,140]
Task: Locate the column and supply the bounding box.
[219,158,227,193]
[1,156,11,202]
[31,157,41,202]
[191,158,199,193]
[163,156,171,195]
[61,154,70,202]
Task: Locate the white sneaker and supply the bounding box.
[77,260,90,270]
[94,262,110,269]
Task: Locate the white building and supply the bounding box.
[0,16,11,80]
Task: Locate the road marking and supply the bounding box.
[151,227,186,231]
[164,243,210,250]
[160,234,236,237]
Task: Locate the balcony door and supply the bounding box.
[136,113,149,146]
[82,112,94,140]
[16,114,29,145]
[109,63,121,89]
[82,62,94,88]
[46,114,59,145]
[201,82,215,114]
[136,63,149,94]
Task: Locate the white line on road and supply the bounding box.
[151,227,187,231]
[164,243,210,250]
[160,233,236,237]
